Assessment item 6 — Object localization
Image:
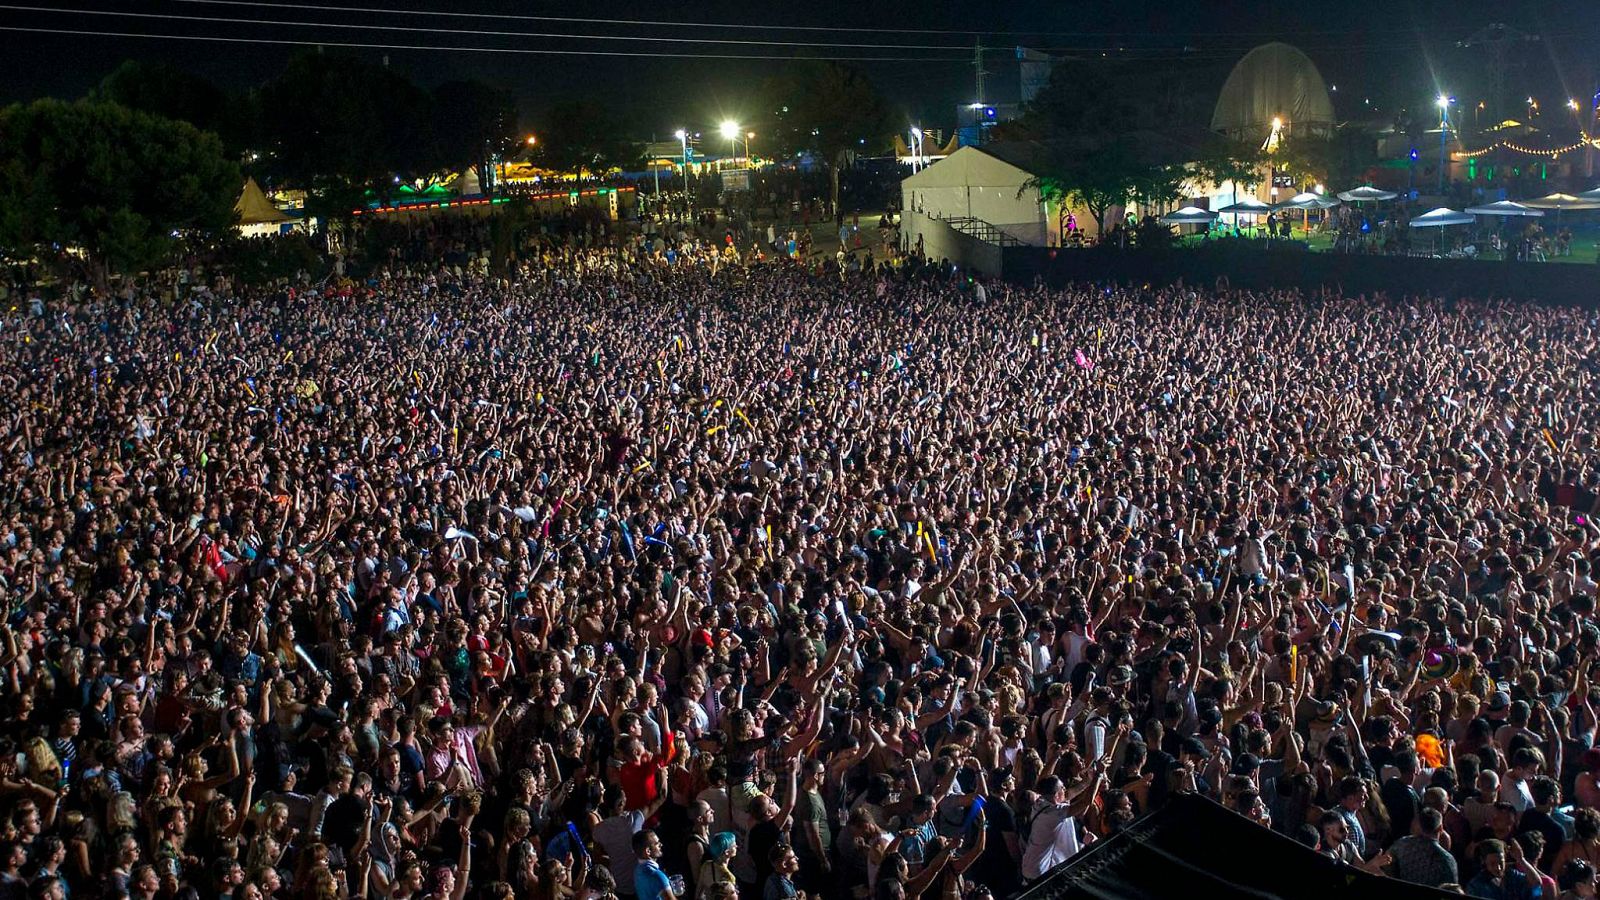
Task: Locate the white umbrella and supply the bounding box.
[1577,187,1600,202]
[1277,192,1341,210]
[1409,207,1474,227]
[1522,192,1600,211]
[1337,186,1398,202]
[1159,206,1219,225]
[1464,200,1545,217]
[1216,197,1273,214]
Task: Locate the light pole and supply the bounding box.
[652,133,661,198]
[720,120,742,165]
[1436,95,1452,194]
[910,126,924,172]
[675,129,689,212]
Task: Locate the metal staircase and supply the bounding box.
[938,216,1025,247]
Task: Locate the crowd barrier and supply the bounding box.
[1001,243,1600,306]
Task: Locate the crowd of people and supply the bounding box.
[1,230,1600,900]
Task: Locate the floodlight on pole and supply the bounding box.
[719,120,746,164]
[1437,95,1452,194]
[675,129,690,198]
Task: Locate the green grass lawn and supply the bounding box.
[1177,228,1600,264]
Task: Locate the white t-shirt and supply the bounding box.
[1499,775,1534,814]
[1021,804,1081,879]
[593,810,645,894]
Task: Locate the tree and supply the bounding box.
[1130,164,1187,211]
[1008,61,1221,235]
[0,99,240,280]
[1026,138,1145,236]
[534,100,640,176]
[1276,128,1379,190]
[430,80,519,189]
[764,62,893,213]
[1196,142,1266,200]
[95,60,249,153]
[258,52,438,223]
[1005,59,1213,141]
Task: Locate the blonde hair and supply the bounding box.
[22,737,60,789]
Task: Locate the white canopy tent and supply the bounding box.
[1409,208,1474,227]
[1409,207,1475,255]
[1216,197,1274,214]
[1215,196,1273,235]
[1464,200,1544,217]
[1277,192,1340,210]
[1521,192,1600,211]
[1159,206,1219,224]
[1338,186,1398,202]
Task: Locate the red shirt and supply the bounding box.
[618,737,678,815]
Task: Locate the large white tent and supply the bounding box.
[1210,43,1336,139]
[901,146,1048,245]
[900,145,1051,275]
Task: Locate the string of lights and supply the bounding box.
[1455,134,1600,159]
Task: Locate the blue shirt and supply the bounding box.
[1465,868,1540,900]
[635,860,673,900]
[764,874,798,900]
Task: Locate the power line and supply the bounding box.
[174,0,1564,41]
[5,3,972,51]
[0,24,967,61]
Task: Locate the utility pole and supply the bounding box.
[1456,23,1539,126]
[974,38,987,107]
[973,38,988,145]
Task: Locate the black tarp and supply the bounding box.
[1015,794,1461,900]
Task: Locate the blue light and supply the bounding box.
[984,107,996,118]
[1409,148,1420,161]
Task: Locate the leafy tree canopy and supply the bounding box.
[758,62,894,208]
[0,98,240,276]
[258,52,441,219]
[534,100,640,175]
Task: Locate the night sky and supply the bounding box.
[2,0,1595,136]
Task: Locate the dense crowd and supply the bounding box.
[1,237,1600,900]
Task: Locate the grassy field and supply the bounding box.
[1178,226,1600,264]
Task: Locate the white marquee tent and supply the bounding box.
[900,145,1052,275]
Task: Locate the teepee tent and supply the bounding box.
[235,178,293,238]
